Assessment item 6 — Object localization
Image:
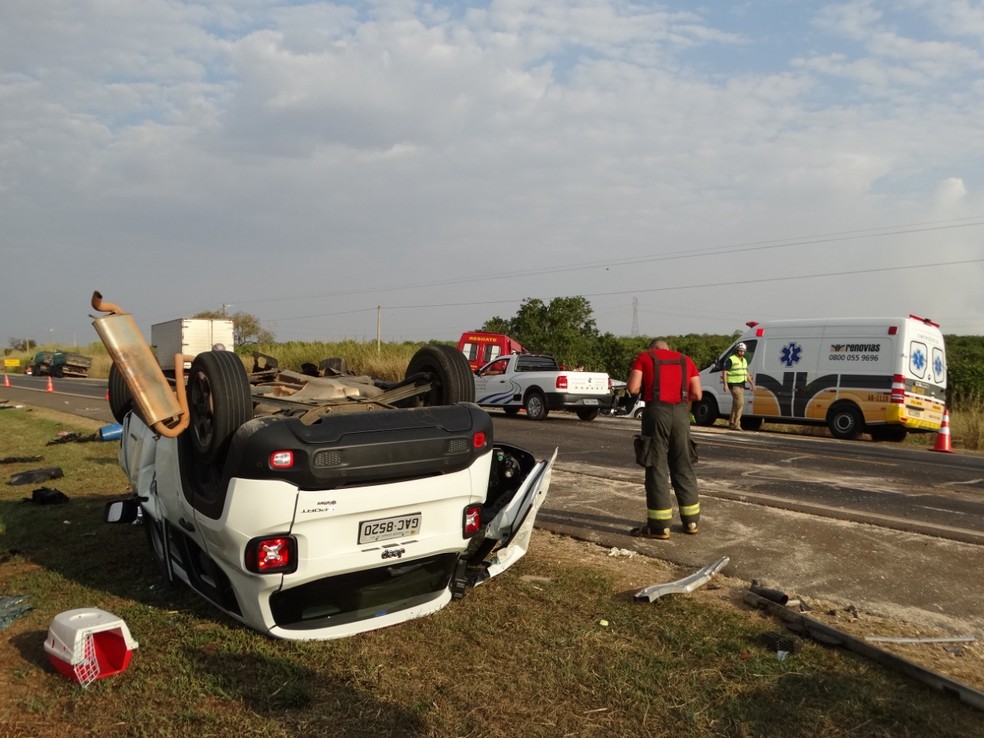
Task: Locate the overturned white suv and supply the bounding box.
[93,293,555,640]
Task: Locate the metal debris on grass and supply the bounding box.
[634,556,730,602]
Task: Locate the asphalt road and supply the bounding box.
[486,410,984,638]
[4,378,983,637]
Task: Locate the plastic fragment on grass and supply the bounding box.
[607,547,636,558]
[9,467,64,485]
[0,596,32,629]
[0,455,43,464]
[634,556,730,603]
[46,432,98,445]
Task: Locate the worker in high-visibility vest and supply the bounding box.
[722,342,755,430]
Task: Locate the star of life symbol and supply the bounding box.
[912,349,926,372]
[779,342,802,368]
[934,354,944,378]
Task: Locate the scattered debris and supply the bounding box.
[762,631,803,655]
[0,596,32,629]
[750,581,789,605]
[743,588,984,712]
[22,487,70,505]
[9,466,64,486]
[634,556,730,602]
[46,431,98,445]
[0,455,43,464]
[607,547,636,558]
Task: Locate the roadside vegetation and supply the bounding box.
[5,295,984,450]
[0,407,981,737]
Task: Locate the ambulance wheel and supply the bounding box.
[187,350,253,464]
[524,390,549,420]
[692,396,718,426]
[828,404,862,440]
[503,406,521,416]
[404,345,475,406]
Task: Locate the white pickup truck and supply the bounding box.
[474,353,612,421]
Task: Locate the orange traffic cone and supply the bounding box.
[2,374,9,388]
[46,376,54,393]
[931,408,952,453]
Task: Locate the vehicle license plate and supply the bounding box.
[358,513,421,544]
[583,399,598,405]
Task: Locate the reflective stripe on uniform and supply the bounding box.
[647,508,673,522]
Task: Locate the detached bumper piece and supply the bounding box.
[634,556,730,603]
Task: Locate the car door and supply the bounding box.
[469,448,556,584]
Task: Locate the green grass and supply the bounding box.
[1,406,981,737]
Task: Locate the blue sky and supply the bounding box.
[3,0,983,348]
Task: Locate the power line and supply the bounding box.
[231,216,984,309]
[265,256,984,323]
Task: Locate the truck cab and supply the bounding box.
[458,332,526,371]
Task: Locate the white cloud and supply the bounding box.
[2,0,983,345]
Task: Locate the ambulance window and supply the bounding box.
[461,343,479,362]
[932,347,945,385]
[909,341,929,379]
[488,346,502,361]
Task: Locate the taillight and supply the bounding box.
[462,504,482,538]
[556,375,568,389]
[269,450,295,468]
[890,374,906,404]
[473,432,487,448]
[245,535,297,574]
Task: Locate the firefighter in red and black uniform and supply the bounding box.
[626,338,703,539]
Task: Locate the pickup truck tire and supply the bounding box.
[576,408,600,421]
[108,362,135,424]
[404,345,475,406]
[524,390,549,421]
[187,351,253,464]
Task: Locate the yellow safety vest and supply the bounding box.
[725,354,748,385]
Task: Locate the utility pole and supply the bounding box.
[376,306,382,354]
[631,297,639,337]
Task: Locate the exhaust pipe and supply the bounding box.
[90,291,190,438]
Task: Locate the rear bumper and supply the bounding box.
[544,392,611,410]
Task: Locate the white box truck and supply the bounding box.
[692,315,947,441]
[151,319,235,372]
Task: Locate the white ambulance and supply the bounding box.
[692,315,947,441]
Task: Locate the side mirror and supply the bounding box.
[105,498,141,524]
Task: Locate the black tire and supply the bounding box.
[524,390,549,421]
[108,361,134,424]
[576,407,600,421]
[53,365,64,378]
[740,416,763,431]
[502,406,521,417]
[404,345,475,406]
[633,407,644,420]
[828,404,862,440]
[693,395,718,426]
[187,351,253,464]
